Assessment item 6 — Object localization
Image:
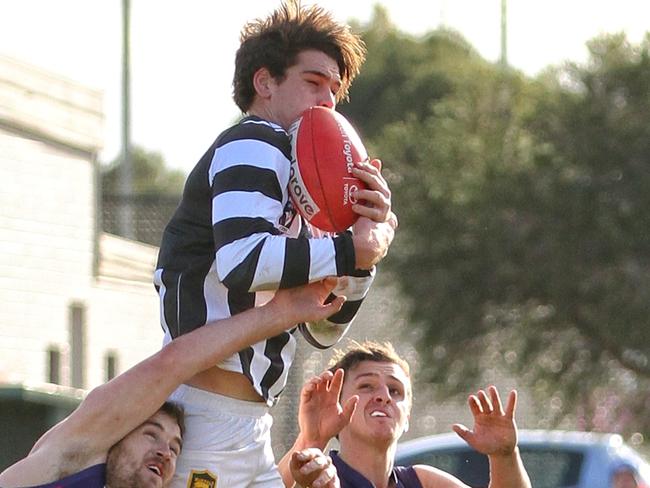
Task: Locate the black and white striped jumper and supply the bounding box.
[154,116,374,405]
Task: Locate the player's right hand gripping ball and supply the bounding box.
[288,106,368,233]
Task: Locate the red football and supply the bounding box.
[287,106,368,232]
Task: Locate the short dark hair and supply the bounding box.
[328,340,412,405]
[159,400,185,439]
[233,0,366,112]
[329,340,410,376]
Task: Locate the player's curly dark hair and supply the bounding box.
[233,0,366,112]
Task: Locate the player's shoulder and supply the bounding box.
[216,116,290,154]
[412,464,470,488]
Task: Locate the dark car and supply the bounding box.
[395,429,650,488]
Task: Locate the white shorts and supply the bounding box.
[169,384,283,488]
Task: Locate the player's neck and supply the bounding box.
[338,438,396,488]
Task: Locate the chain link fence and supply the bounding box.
[101,194,181,246]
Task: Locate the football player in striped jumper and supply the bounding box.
[153,2,397,487]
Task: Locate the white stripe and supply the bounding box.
[308,237,338,281]
[203,261,232,322]
[248,340,273,394]
[266,336,297,400]
[250,235,287,290]
[175,274,182,338]
[242,118,286,133]
[153,269,170,337]
[215,233,269,280]
[208,138,291,188]
[332,272,375,301]
[212,191,284,224]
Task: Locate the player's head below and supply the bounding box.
[329,341,413,444]
[233,0,366,129]
[106,401,184,488]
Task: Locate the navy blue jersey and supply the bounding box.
[155,116,374,404]
[25,463,106,488]
[331,451,423,488]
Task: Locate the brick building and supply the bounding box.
[0,54,162,470]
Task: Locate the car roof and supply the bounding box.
[396,429,626,455]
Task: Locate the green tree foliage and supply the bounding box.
[101,146,186,196]
[346,8,650,439]
[100,146,185,245]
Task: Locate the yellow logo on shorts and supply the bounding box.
[187,469,217,488]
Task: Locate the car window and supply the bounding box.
[397,447,583,488]
[397,449,490,487]
[520,448,583,488]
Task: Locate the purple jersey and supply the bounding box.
[331,451,423,488]
[25,463,106,488]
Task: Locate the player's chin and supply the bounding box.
[137,467,165,488]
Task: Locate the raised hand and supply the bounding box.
[452,386,518,457]
[298,369,358,449]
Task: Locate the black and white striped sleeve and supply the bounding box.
[210,120,356,293]
[298,267,375,349]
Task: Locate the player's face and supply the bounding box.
[339,360,411,446]
[106,410,182,488]
[268,49,341,129]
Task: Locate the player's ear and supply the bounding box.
[253,67,273,98]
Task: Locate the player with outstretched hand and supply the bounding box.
[153,1,396,487]
[279,341,532,488]
[0,279,343,488]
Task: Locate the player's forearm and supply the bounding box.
[219,232,356,293]
[165,301,288,379]
[487,448,532,488]
[79,301,288,446]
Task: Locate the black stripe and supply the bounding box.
[213,217,279,251]
[333,231,356,276]
[260,333,292,400]
[324,298,364,324]
[176,268,210,336]
[298,322,331,350]
[223,241,264,293]
[238,346,256,387]
[222,239,266,292]
[229,290,257,394]
[212,165,283,202]
[279,237,311,289]
[227,289,256,315]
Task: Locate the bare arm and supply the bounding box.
[0,279,344,486]
[279,369,357,487]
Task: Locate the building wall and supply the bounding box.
[0,54,161,391]
[88,233,161,386]
[0,127,96,386]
